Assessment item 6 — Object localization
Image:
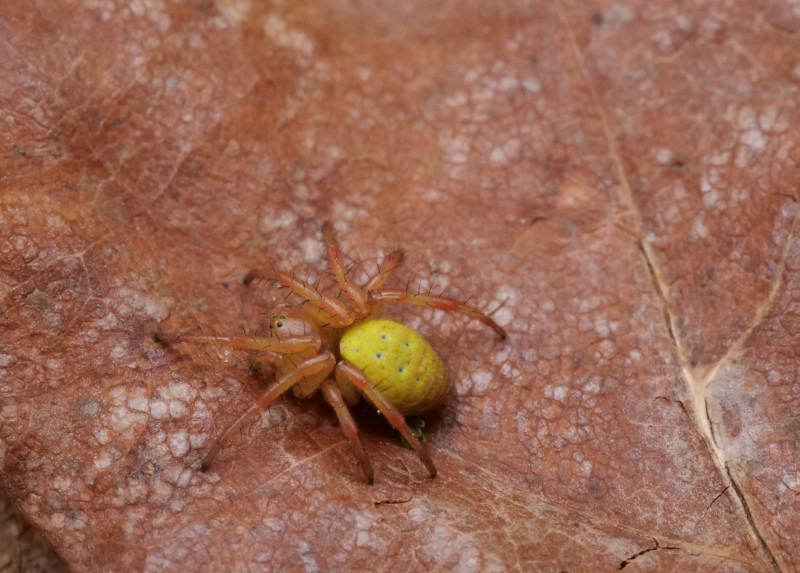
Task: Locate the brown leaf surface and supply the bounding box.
[1,0,798,571]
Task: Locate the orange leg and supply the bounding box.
[202,352,337,471]
[336,360,437,478]
[247,269,355,327]
[369,289,507,339]
[363,250,405,292]
[322,222,369,315]
[154,332,321,353]
[320,379,375,484]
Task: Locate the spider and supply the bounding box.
[155,223,506,482]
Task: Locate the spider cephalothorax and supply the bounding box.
[155,223,506,482]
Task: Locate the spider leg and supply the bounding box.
[154,332,321,353]
[202,352,337,471]
[320,379,375,483]
[246,269,355,327]
[322,222,369,314]
[335,360,437,478]
[363,249,405,292]
[368,289,507,339]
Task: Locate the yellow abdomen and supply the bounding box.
[339,319,449,416]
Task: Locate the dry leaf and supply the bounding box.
[1,0,798,571]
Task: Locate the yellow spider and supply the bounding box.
[155,223,506,482]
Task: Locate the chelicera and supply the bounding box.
[155,222,506,482]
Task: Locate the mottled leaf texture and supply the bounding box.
[1,1,798,572]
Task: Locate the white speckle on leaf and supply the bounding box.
[176,468,193,488]
[583,379,601,394]
[129,0,144,16]
[93,427,111,445]
[470,369,493,396]
[489,138,520,166]
[263,517,286,533]
[736,105,757,130]
[445,91,468,107]
[703,188,719,209]
[700,174,712,193]
[498,76,518,91]
[472,80,496,102]
[553,386,568,403]
[260,210,298,235]
[407,504,430,525]
[489,147,506,164]
[200,386,225,400]
[110,345,127,360]
[151,480,174,504]
[46,513,66,531]
[605,2,635,24]
[597,339,615,358]
[296,540,322,572]
[458,545,482,573]
[522,76,541,92]
[708,151,730,166]
[150,401,168,419]
[671,182,687,201]
[79,398,102,418]
[782,473,800,492]
[766,370,783,386]
[691,215,708,239]
[113,288,169,320]
[300,237,319,262]
[434,259,452,274]
[741,127,766,154]
[128,396,149,412]
[463,67,480,83]
[169,400,188,418]
[189,432,208,448]
[356,530,371,548]
[52,476,73,492]
[492,306,513,327]
[169,430,190,457]
[424,188,443,202]
[759,105,782,131]
[427,525,473,564]
[594,317,609,337]
[96,312,119,329]
[94,452,112,470]
[441,136,470,164]
[263,13,315,55]
[654,147,674,164]
[215,0,250,25]
[352,511,387,552]
[167,381,196,402]
[111,406,132,433]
